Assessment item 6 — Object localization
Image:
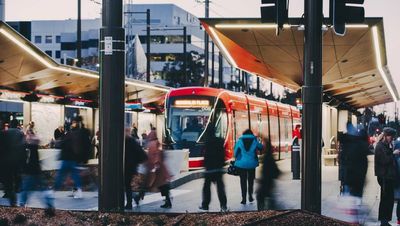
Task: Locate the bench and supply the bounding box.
[323,147,338,166]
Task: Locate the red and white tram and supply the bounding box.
[164,87,301,169]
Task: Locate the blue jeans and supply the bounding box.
[54,160,81,190]
[20,174,53,208]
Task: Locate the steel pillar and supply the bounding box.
[301,0,323,214]
[99,0,125,212]
[146,9,151,82]
[77,0,82,67]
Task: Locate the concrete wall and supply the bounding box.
[322,104,339,148]
[31,103,63,145]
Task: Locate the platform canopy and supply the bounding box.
[201,18,399,108]
[0,21,169,104]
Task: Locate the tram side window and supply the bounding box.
[260,114,269,141]
[234,110,249,140]
[250,113,260,137]
[269,115,279,148]
[213,107,228,139]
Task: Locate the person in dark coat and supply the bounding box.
[338,123,369,197]
[256,138,280,210]
[53,116,91,199]
[375,127,397,226]
[0,119,26,206]
[124,128,148,209]
[199,129,227,211]
[20,125,54,211]
[234,129,263,204]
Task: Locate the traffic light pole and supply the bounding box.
[99,0,125,212]
[301,0,323,214]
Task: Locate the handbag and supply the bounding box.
[227,161,240,176]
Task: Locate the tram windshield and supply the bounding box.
[167,97,215,144]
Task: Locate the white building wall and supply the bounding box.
[0,0,4,21]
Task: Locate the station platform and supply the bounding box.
[0,156,387,225]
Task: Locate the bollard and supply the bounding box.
[292,141,301,180]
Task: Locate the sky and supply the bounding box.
[4,0,400,115]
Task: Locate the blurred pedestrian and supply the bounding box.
[20,124,54,213]
[92,130,100,159]
[393,140,400,224]
[130,123,139,141]
[199,129,227,211]
[124,128,148,209]
[292,124,302,140]
[375,127,397,226]
[257,138,280,210]
[338,122,369,197]
[0,119,26,206]
[141,130,148,147]
[146,128,172,208]
[234,129,263,204]
[54,126,65,140]
[53,116,91,199]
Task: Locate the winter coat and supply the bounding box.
[0,128,26,181]
[125,135,147,175]
[258,140,280,194]
[338,133,368,187]
[204,136,225,171]
[23,131,41,175]
[146,132,170,190]
[234,134,262,169]
[375,140,396,180]
[60,127,91,163]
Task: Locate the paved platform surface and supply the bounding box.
[0,156,394,225]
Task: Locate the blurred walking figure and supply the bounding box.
[124,128,148,209]
[130,123,139,141]
[145,128,172,208]
[54,125,65,141]
[257,138,280,210]
[53,116,91,199]
[0,119,26,206]
[375,127,397,226]
[234,129,263,204]
[338,122,369,197]
[20,123,54,212]
[199,129,227,211]
[393,140,400,224]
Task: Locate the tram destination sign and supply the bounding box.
[174,99,210,108]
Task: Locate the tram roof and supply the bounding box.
[200,18,399,108]
[0,21,169,104]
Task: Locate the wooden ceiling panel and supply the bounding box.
[338,56,376,78]
[332,29,369,45]
[219,29,258,46]
[253,28,295,46]
[259,45,298,63]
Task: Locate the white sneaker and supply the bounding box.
[73,188,83,199]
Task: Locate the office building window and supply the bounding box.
[45,35,52,44]
[56,36,61,43]
[55,51,61,59]
[34,36,42,44]
[45,50,52,57]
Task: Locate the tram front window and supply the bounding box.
[169,107,211,143]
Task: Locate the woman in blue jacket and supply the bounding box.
[234,129,263,204]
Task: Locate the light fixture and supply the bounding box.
[215,24,291,29]
[372,26,398,101]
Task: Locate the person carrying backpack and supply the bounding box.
[234,129,263,205]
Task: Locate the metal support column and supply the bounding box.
[204,0,209,86]
[146,9,151,82]
[257,76,260,97]
[301,0,323,214]
[77,0,82,67]
[218,52,223,88]
[211,42,215,86]
[183,26,187,85]
[99,0,125,212]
